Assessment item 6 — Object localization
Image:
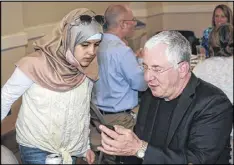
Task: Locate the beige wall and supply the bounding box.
[162,13,212,37]
[1,2,24,36]
[161,2,231,37]
[22,2,129,27]
[1,47,26,85]
[163,2,223,6]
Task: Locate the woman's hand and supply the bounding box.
[85,149,95,164]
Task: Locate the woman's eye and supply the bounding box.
[81,44,89,47]
[94,43,100,47]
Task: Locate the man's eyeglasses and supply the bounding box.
[78,15,105,25]
[139,61,184,75]
[122,17,137,22]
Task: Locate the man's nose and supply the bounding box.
[144,70,154,82]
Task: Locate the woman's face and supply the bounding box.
[214,8,228,27]
[74,39,101,67]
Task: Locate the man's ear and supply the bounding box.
[120,21,126,29]
[178,61,190,78]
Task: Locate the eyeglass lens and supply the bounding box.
[79,15,105,25]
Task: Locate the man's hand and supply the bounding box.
[85,149,95,164]
[97,125,142,156]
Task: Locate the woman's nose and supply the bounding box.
[88,45,95,55]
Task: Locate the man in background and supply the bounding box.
[92,4,147,129]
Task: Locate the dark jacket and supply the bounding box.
[125,73,232,164]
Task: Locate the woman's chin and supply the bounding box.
[80,61,91,67]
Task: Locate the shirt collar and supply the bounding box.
[103,33,126,45]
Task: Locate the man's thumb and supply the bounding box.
[114,125,128,134]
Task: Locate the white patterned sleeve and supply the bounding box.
[1,67,33,120]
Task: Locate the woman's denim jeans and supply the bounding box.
[19,145,77,164]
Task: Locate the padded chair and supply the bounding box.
[154,30,200,55]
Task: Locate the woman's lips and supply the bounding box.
[84,57,93,62]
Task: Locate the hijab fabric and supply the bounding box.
[16,8,103,92]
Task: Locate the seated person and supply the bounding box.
[201,4,232,57]
[97,31,233,164]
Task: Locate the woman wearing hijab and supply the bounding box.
[1,8,104,164]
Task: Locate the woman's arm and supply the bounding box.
[1,67,33,120]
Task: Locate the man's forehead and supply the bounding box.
[144,43,168,56]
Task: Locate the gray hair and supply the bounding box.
[104,5,129,29]
[144,31,191,68]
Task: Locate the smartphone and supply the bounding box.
[103,124,115,139]
[105,124,115,131]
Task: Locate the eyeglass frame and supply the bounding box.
[139,61,184,76]
[121,17,137,23]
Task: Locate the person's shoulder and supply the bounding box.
[114,45,135,58]
[203,27,213,32]
[100,36,132,53]
[193,57,220,73]
[192,78,232,117]
[17,51,42,65]
[196,77,228,99]
[193,60,209,76]
[203,27,213,36]
[195,57,231,71]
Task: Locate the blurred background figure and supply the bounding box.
[201,4,233,58]
[193,23,233,164]
[1,145,19,164]
[92,4,147,129]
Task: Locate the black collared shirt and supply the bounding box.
[150,97,180,148]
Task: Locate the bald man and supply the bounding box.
[92,4,147,129]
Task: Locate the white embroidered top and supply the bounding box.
[193,56,233,104]
[1,68,92,164]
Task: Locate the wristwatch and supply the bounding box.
[136,140,148,159]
